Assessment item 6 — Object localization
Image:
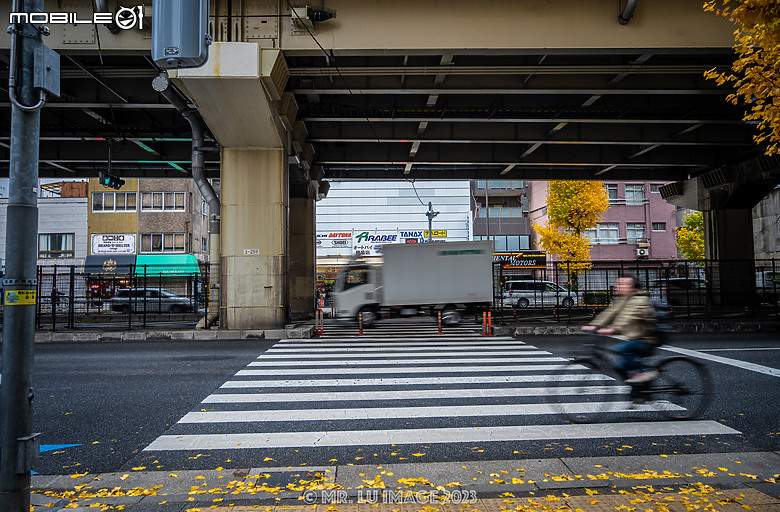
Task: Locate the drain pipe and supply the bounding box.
[618,0,638,24]
[93,0,120,34]
[152,73,221,328]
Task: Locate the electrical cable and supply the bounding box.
[284,0,427,206]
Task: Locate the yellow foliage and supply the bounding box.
[704,0,780,155]
[675,211,705,261]
[533,181,609,272]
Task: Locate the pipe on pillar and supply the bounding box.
[152,73,221,328]
[618,0,638,24]
[93,0,120,34]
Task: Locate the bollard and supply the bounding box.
[482,312,488,337]
[437,311,443,334]
[358,312,364,336]
[592,307,596,319]
[553,305,558,321]
[488,312,493,337]
[513,307,517,321]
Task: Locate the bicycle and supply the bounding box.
[546,334,712,423]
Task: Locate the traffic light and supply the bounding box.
[99,171,125,190]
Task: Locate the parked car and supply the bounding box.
[109,288,192,313]
[502,280,580,308]
[650,278,708,306]
[756,271,780,304]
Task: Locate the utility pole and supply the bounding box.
[425,202,439,242]
[2,1,56,510]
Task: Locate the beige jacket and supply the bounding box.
[591,291,658,344]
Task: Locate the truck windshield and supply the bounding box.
[343,267,369,290]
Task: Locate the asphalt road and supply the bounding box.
[14,333,780,475]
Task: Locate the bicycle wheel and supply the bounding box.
[650,357,712,419]
[545,358,623,423]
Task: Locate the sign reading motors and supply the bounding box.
[10,6,145,30]
[92,234,136,255]
[493,251,547,269]
[316,232,352,248]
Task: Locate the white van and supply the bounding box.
[502,280,580,308]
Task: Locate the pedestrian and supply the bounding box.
[582,274,660,389]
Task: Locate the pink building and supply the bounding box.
[529,181,679,262]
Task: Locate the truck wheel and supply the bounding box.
[561,297,574,308]
[441,308,461,327]
[517,298,530,309]
[358,308,377,328]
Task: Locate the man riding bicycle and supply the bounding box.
[582,274,660,388]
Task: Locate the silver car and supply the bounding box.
[109,288,192,313]
[502,280,580,308]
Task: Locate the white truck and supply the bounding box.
[332,241,494,327]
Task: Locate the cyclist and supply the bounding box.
[582,274,660,386]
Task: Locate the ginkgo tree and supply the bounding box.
[676,210,705,261]
[704,0,780,155]
[533,181,610,278]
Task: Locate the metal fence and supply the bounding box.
[1,263,211,330]
[494,258,779,322]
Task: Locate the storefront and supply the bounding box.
[84,254,136,301]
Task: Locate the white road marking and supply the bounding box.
[202,385,629,403]
[277,340,523,347]
[661,345,780,378]
[700,347,780,352]
[249,356,553,366]
[236,362,568,376]
[220,374,612,388]
[294,337,516,343]
[261,350,547,358]
[143,420,740,451]
[180,401,670,423]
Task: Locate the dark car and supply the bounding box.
[651,278,708,306]
[109,288,192,313]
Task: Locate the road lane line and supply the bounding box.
[276,340,524,347]
[220,374,612,388]
[260,350,548,358]
[179,401,672,423]
[661,345,780,378]
[202,385,629,403]
[143,421,740,451]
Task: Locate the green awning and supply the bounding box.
[134,255,202,276]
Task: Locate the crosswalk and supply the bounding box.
[144,338,740,454]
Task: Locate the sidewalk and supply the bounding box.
[31,451,780,511]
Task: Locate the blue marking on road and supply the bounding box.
[40,444,82,453]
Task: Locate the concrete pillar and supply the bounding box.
[289,197,316,321]
[704,209,756,306]
[220,148,288,329]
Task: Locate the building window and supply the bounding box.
[141,192,185,212]
[92,192,136,212]
[650,184,663,193]
[201,237,208,253]
[625,184,646,205]
[652,222,667,232]
[201,198,208,216]
[39,233,74,258]
[586,223,620,244]
[141,233,186,253]
[626,223,647,243]
[476,180,525,190]
[604,184,619,204]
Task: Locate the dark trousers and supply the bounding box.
[612,339,655,379]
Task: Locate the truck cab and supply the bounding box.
[333,264,382,325]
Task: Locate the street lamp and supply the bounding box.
[425,202,439,242]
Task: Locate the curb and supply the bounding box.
[494,321,780,337]
[8,326,315,344]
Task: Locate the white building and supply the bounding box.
[315,180,473,263]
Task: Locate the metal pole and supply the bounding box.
[1,1,45,509]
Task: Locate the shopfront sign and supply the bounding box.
[353,231,399,256]
[317,232,353,248]
[91,234,136,255]
[493,251,547,269]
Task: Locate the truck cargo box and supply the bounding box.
[380,241,493,306]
